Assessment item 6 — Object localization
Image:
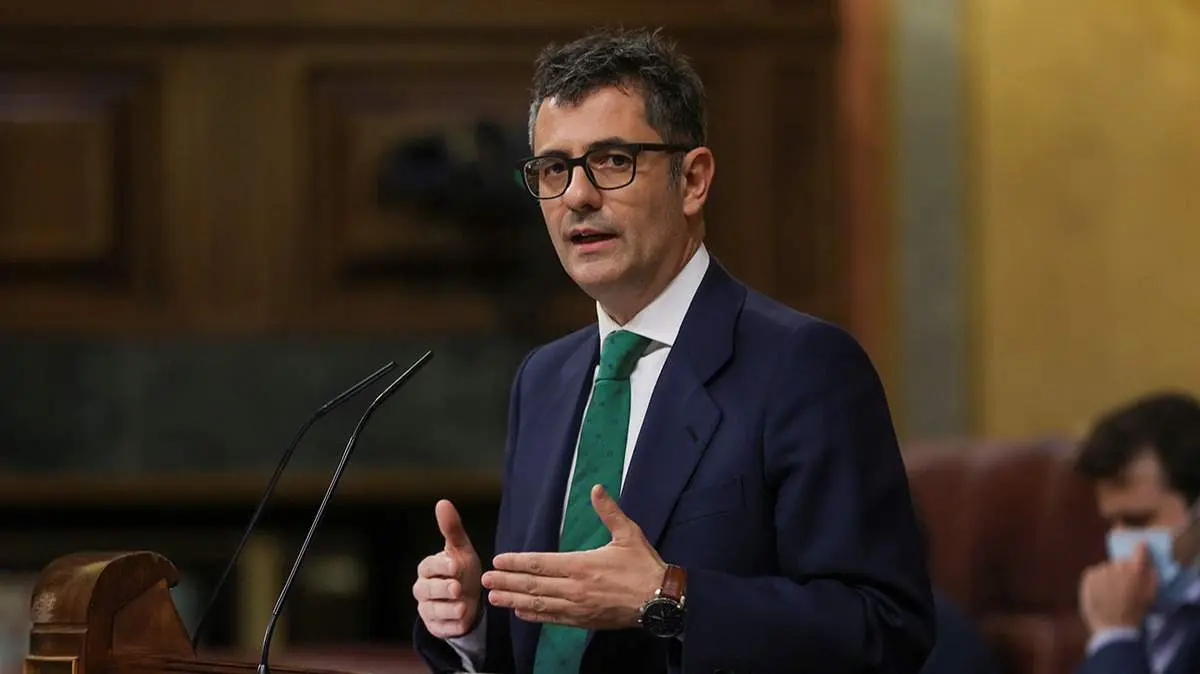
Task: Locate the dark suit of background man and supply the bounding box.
[411,27,935,674]
[1073,392,1200,674]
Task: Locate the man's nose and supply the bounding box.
[561,165,602,211]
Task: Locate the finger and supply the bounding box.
[436,500,474,552]
[488,589,575,618]
[424,619,475,639]
[413,577,462,602]
[1133,542,1162,596]
[482,570,576,598]
[492,551,575,577]
[417,552,459,579]
[418,599,472,623]
[590,484,635,542]
[514,610,556,624]
[513,609,584,627]
[1128,542,1157,578]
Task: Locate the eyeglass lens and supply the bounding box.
[523,147,637,198]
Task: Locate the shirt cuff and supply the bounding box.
[444,610,488,672]
[1086,626,1141,655]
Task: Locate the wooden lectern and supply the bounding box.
[24,551,350,674]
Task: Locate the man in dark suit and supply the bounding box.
[411,27,935,674]
[1073,392,1200,674]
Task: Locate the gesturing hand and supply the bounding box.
[482,485,667,630]
[1079,540,1158,634]
[413,499,483,638]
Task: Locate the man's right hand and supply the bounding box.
[413,499,483,638]
[1078,540,1158,634]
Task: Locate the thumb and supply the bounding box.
[435,499,474,552]
[591,484,635,543]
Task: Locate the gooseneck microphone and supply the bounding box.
[257,349,434,674]
[189,360,399,650]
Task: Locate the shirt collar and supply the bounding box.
[596,244,710,349]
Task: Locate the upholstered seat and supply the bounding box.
[905,439,1109,674]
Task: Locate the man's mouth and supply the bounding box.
[568,229,618,245]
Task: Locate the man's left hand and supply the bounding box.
[482,484,667,630]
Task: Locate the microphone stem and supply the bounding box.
[257,618,282,674]
[192,420,312,652]
[257,351,432,674]
[258,419,354,673]
[189,361,397,651]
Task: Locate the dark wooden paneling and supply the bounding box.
[298,52,578,335]
[775,49,842,322]
[0,1,833,33]
[0,78,117,265]
[0,67,165,330]
[837,0,893,379]
[0,1,889,343]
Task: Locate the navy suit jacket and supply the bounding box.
[1075,622,1200,674]
[414,262,936,673]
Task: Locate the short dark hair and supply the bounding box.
[527,27,707,160]
[1074,391,1200,505]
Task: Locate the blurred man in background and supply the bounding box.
[1073,392,1200,674]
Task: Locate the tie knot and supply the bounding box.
[598,330,649,380]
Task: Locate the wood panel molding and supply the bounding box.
[0,66,166,331]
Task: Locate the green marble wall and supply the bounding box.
[0,336,531,475]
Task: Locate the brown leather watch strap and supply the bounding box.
[660,564,687,602]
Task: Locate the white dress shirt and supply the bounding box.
[445,245,711,672]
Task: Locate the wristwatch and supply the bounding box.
[638,564,687,638]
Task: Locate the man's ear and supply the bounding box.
[680,147,715,218]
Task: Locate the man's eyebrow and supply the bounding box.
[586,137,629,151]
[534,136,631,158]
[1106,509,1155,522]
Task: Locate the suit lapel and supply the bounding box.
[511,333,598,670]
[618,262,744,547]
[1164,605,1200,674]
[521,334,598,555]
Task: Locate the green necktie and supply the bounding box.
[532,329,650,674]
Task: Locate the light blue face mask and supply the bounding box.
[1107,527,1200,609]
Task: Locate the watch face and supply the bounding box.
[639,598,684,638]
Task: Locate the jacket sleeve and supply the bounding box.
[1074,631,1151,674]
[679,321,936,673]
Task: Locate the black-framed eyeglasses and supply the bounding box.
[514,142,694,200]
